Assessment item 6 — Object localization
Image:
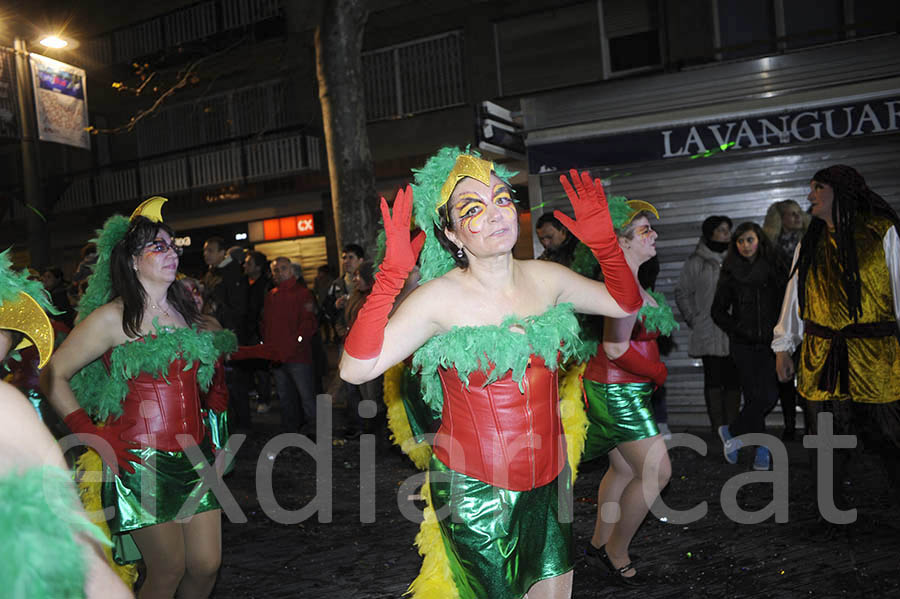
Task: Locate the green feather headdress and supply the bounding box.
[0,250,56,314]
[76,214,130,324]
[410,147,517,283]
[607,195,660,231]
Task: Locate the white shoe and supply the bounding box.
[657,423,672,440]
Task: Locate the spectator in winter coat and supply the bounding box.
[712,222,789,470]
[674,216,740,433]
[263,257,318,435]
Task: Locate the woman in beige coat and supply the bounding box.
[675,216,741,432]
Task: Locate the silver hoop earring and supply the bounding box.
[456,247,464,259]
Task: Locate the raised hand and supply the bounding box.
[344,185,424,360]
[381,186,426,277]
[555,169,642,312]
[555,169,617,257]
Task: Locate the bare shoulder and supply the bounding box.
[70,300,127,346]
[518,258,578,287]
[406,272,458,304]
[0,382,65,469]
[519,258,568,277]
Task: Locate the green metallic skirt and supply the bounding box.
[428,455,573,599]
[102,434,221,563]
[582,381,659,462]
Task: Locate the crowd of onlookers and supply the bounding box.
[537,198,811,469]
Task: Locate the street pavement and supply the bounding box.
[211,391,900,598]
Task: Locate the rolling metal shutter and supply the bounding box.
[534,132,900,428]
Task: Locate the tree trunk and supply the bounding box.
[314,0,379,260]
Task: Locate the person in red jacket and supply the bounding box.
[263,257,319,436]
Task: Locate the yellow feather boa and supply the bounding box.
[75,450,138,588]
[401,362,589,598]
[384,363,432,470]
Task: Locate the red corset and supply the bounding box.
[433,356,565,491]
[103,353,204,451]
[584,320,661,384]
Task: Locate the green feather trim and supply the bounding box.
[0,466,108,599]
[77,215,130,324]
[411,304,583,412]
[70,323,237,421]
[0,249,58,314]
[607,195,633,231]
[569,243,599,278]
[640,289,679,336]
[411,147,517,283]
[372,227,387,273]
[570,336,599,363]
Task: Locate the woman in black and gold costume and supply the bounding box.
[43,199,235,599]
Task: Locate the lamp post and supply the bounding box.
[12,36,48,269]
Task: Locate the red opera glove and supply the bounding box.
[64,408,139,474]
[557,170,642,313]
[344,186,426,359]
[203,359,229,413]
[612,346,668,388]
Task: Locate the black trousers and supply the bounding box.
[806,398,900,505]
[729,342,779,437]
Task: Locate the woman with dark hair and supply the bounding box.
[675,215,741,433]
[580,199,677,586]
[42,202,236,599]
[712,222,789,470]
[340,148,643,599]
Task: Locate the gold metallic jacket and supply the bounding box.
[798,215,900,403]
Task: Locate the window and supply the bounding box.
[853,0,900,37]
[716,0,776,59]
[783,0,843,49]
[602,0,661,73]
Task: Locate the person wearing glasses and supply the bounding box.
[42,201,236,599]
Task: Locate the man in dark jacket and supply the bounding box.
[202,236,249,341]
[535,213,580,266]
[264,257,319,435]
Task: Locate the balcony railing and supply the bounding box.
[362,31,466,122]
[55,132,320,213]
[82,0,283,66]
[135,78,290,159]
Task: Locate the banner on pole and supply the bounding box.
[29,53,90,149]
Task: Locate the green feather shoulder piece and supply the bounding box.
[0,249,58,314]
[640,289,679,336]
[0,466,107,599]
[412,303,583,412]
[70,323,237,421]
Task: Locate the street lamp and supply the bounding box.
[39,36,68,49]
[12,32,75,269]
